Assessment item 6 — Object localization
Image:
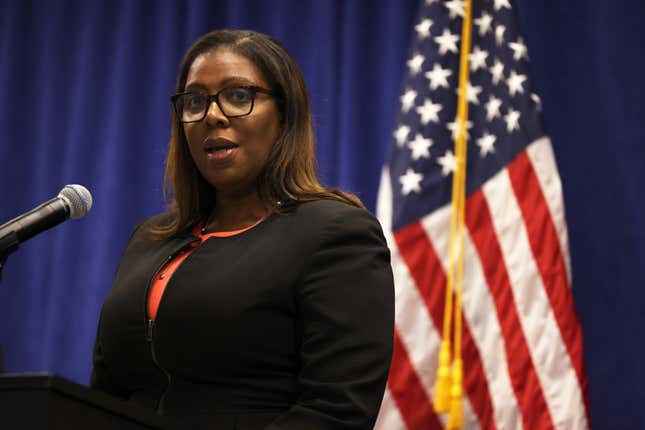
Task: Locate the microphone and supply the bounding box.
[0,184,93,255]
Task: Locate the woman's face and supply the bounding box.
[183,48,280,198]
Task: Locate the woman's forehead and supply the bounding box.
[186,49,267,90]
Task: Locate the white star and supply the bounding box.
[474,12,493,36]
[444,0,465,19]
[446,119,473,140]
[531,93,542,110]
[407,54,425,75]
[495,25,506,46]
[494,0,512,11]
[509,38,528,61]
[434,29,460,55]
[416,98,443,124]
[470,46,489,71]
[399,168,424,195]
[504,108,521,132]
[425,63,452,89]
[408,134,433,160]
[477,133,497,157]
[437,150,457,176]
[462,82,482,105]
[490,58,505,85]
[485,95,503,121]
[506,70,527,96]
[393,124,411,147]
[415,19,433,40]
[400,89,417,113]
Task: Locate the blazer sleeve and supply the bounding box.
[267,205,395,430]
[89,220,147,398]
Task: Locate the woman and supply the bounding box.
[91,29,394,429]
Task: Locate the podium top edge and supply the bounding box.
[0,373,166,429]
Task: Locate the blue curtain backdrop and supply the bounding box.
[0,0,643,428]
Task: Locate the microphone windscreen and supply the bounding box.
[59,184,93,219]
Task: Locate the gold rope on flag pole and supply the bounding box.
[448,0,472,427]
[435,0,472,428]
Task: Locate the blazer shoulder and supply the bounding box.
[292,199,378,225]
[289,199,387,245]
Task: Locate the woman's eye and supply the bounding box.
[224,88,253,104]
[185,94,206,110]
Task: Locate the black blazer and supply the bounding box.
[91,199,395,429]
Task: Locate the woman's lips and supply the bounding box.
[206,146,238,161]
[203,137,239,162]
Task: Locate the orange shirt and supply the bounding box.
[147,221,261,320]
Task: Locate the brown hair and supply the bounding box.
[148,29,363,239]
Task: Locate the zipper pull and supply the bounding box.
[146,319,155,342]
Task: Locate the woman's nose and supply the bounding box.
[204,100,229,127]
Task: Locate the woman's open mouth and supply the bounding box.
[204,138,239,161]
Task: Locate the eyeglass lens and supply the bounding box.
[177,87,255,122]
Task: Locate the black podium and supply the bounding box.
[0,374,167,429]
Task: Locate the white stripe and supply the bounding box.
[526,137,572,284]
[374,388,408,430]
[482,166,588,430]
[421,206,521,430]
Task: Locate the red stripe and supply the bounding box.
[466,189,555,430]
[507,152,590,415]
[394,222,496,430]
[388,328,443,430]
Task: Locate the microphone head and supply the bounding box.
[58,184,93,219]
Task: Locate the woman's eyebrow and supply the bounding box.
[185,76,259,92]
[184,82,209,92]
[219,76,258,87]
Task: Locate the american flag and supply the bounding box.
[374,0,589,429]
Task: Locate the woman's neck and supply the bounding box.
[206,192,269,232]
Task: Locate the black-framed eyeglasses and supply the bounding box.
[171,86,276,123]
